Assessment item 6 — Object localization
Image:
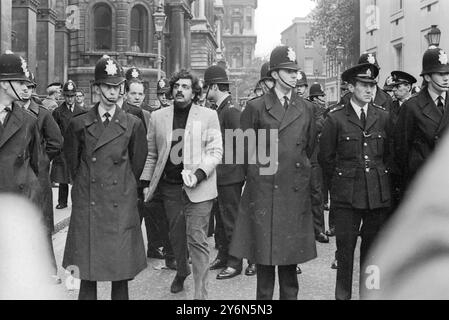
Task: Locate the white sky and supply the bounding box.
[255,0,316,58]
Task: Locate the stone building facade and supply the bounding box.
[222,0,257,78]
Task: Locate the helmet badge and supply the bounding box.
[105,59,118,76]
[287,47,296,62]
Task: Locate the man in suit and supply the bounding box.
[202,65,252,280]
[141,69,223,300]
[123,67,173,266]
[319,63,392,300]
[394,47,449,197]
[21,72,64,284]
[63,55,148,300]
[0,50,40,205]
[51,80,85,209]
[230,46,317,300]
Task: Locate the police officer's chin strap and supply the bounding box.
[99,86,118,104]
[9,81,23,102]
[277,72,296,90]
[430,76,449,90]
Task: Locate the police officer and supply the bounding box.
[383,75,396,100]
[307,83,329,244]
[21,72,64,284]
[388,71,417,213]
[230,46,317,300]
[42,82,62,111]
[296,71,308,98]
[319,63,392,300]
[202,65,252,279]
[0,50,40,221]
[63,55,148,300]
[357,52,394,111]
[51,80,85,209]
[156,78,173,110]
[254,62,274,97]
[394,47,449,197]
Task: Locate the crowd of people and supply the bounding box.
[0,41,448,300]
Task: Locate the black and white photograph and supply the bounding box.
[0,0,448,303]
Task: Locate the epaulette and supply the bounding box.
[372,103,386,111]
[330,104,345,113]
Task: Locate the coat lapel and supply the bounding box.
[346,103,364,131]
[0,104,23,149]
[279,92,303,132]
[165,106,174,147]
[264,90,285,124]
[85,104,103,142]
[421,90,442,125]
[365,104,379,132]
[94,107,128,151]
[437,93,449,134]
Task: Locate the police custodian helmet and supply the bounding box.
[421,47,449,76]
[204,65,231,86]
[0,50,32,84]
[309,83,325,97]
[94,55,125,86]
[296,71,308,87]
[125,66,143,83]
[62,80,77,96]
[269,46,300,74]
[157,78,171,95]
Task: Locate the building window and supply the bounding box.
[231,47,243,68]
[304,57,314,75]
[93,3,112,50]
[131,5,148,52]
[246,16,252,30]
[394,44,403,70]
[305,38,314,48]
[232,20,241,35]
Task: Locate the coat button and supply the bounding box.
[115,120,119,123]
[366,169,370,173]
[113,203,118,208]
[113,180,118,185]
[91,179,96,183]
[364,143,368,147]
[364,155,369,160]
[91,202,95,206]
[294,187,299,192]
[338,172,342,176]
[92,158,97,163]
[19,184,24,190]
[346,137,350,140]
[274,185,279,190]
[296,163,301,168]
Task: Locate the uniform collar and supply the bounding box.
[216,93,230,108]
[427,87,447,104]
[274,87,292,103]
[350,99,368,119]
[98,104,116,119]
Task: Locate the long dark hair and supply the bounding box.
[169,69,202,104]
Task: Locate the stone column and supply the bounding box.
[55,20,69,84]
[36,5,57,94]
[169,5,185,74]
[198,0,205,19]
[0,0,12,52]
[12,0,39,71]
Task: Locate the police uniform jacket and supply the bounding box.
[394,89,449,188]
[62,104,148,281]
[215,95,245,186]
[319,101,392,210]
[122,101,151,132]
[51,102,85,184]
[229,89,317,266]
[28,100,63,233]
[0,103,41,203]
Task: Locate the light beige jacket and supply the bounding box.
[141,104,223,203]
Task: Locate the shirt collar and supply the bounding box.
[23,100,31,110]
[98,104,116,120]
[350,99,368,116]
[215,93,230,109]
[274,87,292,104]
[427,88,447,104]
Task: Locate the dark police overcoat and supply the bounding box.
[229,89,317,266]
[62,104,148,281]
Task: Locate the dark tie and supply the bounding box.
[437,96,445,115]
[104,112,111,127]
[360,107,367,130]
[283,96,289,110]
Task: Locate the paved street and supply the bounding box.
[51,189,360,300]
